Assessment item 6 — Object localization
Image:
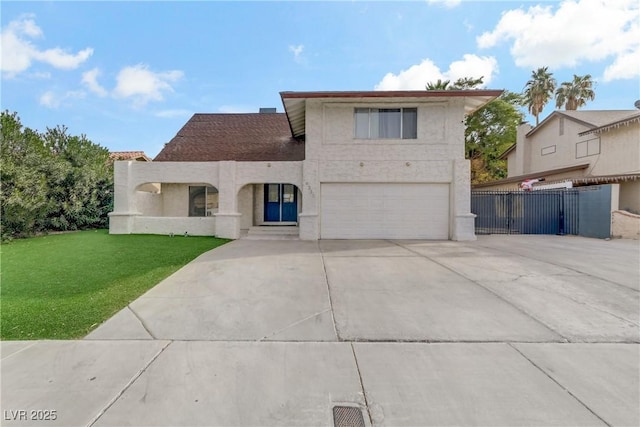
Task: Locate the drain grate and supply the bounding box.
[333,406,365,427]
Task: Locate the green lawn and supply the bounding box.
[1,230,229,340]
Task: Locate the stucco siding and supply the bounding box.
[318,160,452,183]
[527,117,593,174]
[591,126,640,176]
[136,192,162,216]
[134,217,216,236]
[619,181,640,213]
[238,185,254,230]
[161,184,189,217]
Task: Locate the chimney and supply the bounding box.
[259,108,277,113]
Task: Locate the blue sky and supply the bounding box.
[2,0,638,158]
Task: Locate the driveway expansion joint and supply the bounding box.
[320,245,341,341]
[474,242,639,293]
[127,305,157,339]
[350,343,374,426]
[87,340,173,427]
[392,241,571,343]
[507,343,612,427]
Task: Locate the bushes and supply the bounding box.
[0,111,113,240]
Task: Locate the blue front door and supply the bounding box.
[264,184,297,222]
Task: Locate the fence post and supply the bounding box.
[558,191,565,235]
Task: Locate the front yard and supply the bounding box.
[1,230,228,340]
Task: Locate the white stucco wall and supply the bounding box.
[238,184,254,230]
[300,97,473,240]
[135,192,162,216]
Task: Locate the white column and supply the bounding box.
[215,161,241,239]
[451,158,477,241]
[108,161,137,234]
[299,159,320,240]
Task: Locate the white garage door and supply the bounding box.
[320,183,450,239]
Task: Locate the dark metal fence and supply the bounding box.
[472,189,580,235]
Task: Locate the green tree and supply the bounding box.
[523,67,556,125]
[555,74,596,110]
[450,76,485,90]
[425,79,451,90]
[0,112,60,238]
[0,111,113,239]
[465,91,525,183]
[42,125,112,231]
[425,77,524,183]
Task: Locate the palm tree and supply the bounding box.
[451,76,484,89]
[523,67,556,126]
[555,74,596,110]
[425,79,451,90]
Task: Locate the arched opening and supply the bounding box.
[237,183,302,230]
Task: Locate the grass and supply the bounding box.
[1,230,229,340]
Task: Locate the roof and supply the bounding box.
[154,113,304,162]
[472,164,590,188]
[527,110,639,137]
[579,111,640,136]
[498,143,516,160]
[110,151,152,161]
[280,89,503,138]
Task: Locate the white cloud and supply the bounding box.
[39,89,85,109]
[82,68,108,96]
[113,64,183,106]
[426,0,461,8]
[1,16,93,77]
[477,0,639,81]
[39,90,58,108]
[289,44,305,64]
[375,54,498,90]
[33,47,93,70]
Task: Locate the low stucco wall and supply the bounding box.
[611,210,640,240]
[134,217,216,236]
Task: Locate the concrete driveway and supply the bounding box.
[2,235,639,426]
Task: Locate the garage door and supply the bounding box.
[320,183,450,239]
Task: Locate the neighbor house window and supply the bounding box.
[189,186,218,217]
[576,138,600,158]
[354,108,417,139]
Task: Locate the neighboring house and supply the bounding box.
[474,109,640,213]
[109,151,152,162]
[109,90,501,240]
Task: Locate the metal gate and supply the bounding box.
[472,189,580,235]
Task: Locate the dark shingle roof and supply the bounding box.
[154,113,304,162]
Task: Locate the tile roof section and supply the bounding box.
[154,113,304,162]
[109,151,152,161]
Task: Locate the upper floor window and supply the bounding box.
[354,108,417,139]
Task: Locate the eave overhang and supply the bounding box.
[280,90,503,138]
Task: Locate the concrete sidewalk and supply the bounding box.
[2,236,639,426]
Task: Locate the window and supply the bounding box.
[354,108,417,139]
[541,145,556,156]
[189,186,218,217]
[576,138,600,158]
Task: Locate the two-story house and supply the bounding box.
[474,110,640,213]
[109,90,501,240]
